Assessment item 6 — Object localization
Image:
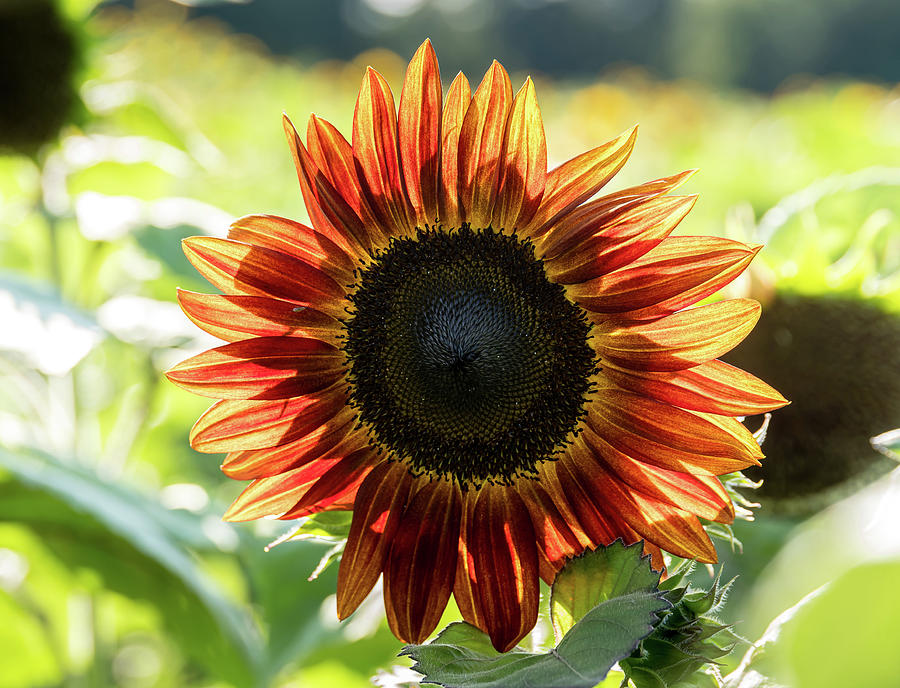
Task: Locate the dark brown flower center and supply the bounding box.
[343,226,595,486]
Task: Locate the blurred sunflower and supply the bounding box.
[167,40,786,652]
[0,0,83,154]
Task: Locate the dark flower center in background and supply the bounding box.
[0,0,80,153]
[344,226,595,486]
[724,294,900,512]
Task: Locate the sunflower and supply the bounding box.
[167,40,787,653]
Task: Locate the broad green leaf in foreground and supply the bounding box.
[0,447,264,685]
[551,539,662,641]
[404,541,669,688]
[727,561,900,688]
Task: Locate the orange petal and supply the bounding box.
[594,299,762,372]
[453,489,486,631]
[467,486,539,653]
[522,126,638,238]
[384,478,461,644]
[176,290,342,345]
[457,61,513,227]
[569,236,759,313]
[283,114,364,256]
[338,461,415,619]
[166,336,344,400]
[181,237,347,319]
[279,446,376,519]
[399,39,442,226]
[543,195,695,284]
[586,386,763,475]
[221,406,359,479]
[227,213,356,284]
[585,462,717,563]
[189,384,347,453]
[693,411,767,463]
[553,458,617,547]
[439,72,471,228]
[493,78,547,230]
[615,239,762,319]
[517,479,582,584]
[307,115,389,247]
[223,442,372,521]
[602,358,789,415]
[579,426,734,523]
[537,169,698,260]
[534,463,594,551]
[353,67,411,235]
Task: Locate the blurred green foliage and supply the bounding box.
[0,3,898,687]
[180,0,900,93]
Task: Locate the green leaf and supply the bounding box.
[871,428,900,461]
[0,447,265,685]
[726,562,900,688]
[290,510,354,541]
[238,538,346,680]
[404,587,667,688]
[550,539,662,641]
[264,510,353,581]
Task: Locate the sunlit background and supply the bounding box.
[1,0,898,686]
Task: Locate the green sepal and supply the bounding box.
[621,567,741,688]
[265,511,352,580]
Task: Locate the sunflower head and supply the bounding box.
[0,0,83,154]
[167,40,787,653]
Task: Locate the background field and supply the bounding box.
[1,1,898,686]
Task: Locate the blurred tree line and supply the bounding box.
[142,0,900,92]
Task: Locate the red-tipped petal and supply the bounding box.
[493,78,547,230]
[221,406,358,479]
[580,425,734,523]
[586,462,718,563]
[537,169,698,260]
[384,479,461,644]
[227,214,356,284]
[307,115,388,247]
[285,115,374,255]
[223,440,371,521]
[693,411,767,462]
[603,358,789,415]
[523,126,638,238]
[181,237,347,319]
[338,461,415,619]
[569,236,759,313]
[176,290,342,345]
[535,463,594,551]
[457,61,513,227]
[166,336,344,400]
[586,386,763,475]
[354,67,412,235]
[518,479,582,584]
[283,114,362,255]
[453,489,486,631]
[544,195,696,284]
[278,446,376,519]
[439,72,471,227]
[554,458,617,547]
[189,384,347,453]
[467,486,539,653]
[594,299,762,372]
[399,39,442,226]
